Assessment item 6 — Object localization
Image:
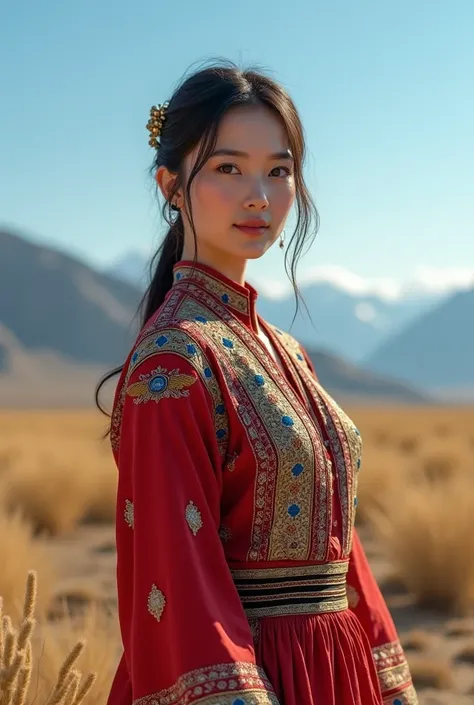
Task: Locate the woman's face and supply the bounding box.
[172,104,296,279]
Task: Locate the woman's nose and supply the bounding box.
[243,182,270,210]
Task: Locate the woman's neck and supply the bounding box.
[181,244,248,287]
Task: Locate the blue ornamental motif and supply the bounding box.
[155,335,168,348]
[216,428,227,439]
[131,351,139,363]
[296,353,304,361]
[221,293,229,303]
[282,415,294,427]
[291,463,304,477]
[254,374,265,387]
[222,338,234,349]
[148,375,168,393]
[195,315,208,324]
[393,700,402,705]
[233,700,246,705]
[175,272,182,280]
[215,404,226,415]
[187,344,197,356]
[204,367,212,378]
[357,458,361,469]
[354,497,358,507]
[354,427,361,436]
[288,504,301,518]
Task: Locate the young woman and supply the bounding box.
[101,63,417,705]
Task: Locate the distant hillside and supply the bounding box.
[0,229,141,366]
[365,287,474,390]
[306,349,428,403]
[0,229,429,406]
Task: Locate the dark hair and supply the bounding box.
[95,60,319,416]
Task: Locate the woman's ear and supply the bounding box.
[156,166,183,210]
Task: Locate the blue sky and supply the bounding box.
[1,0,473,293]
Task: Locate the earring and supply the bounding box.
[279,231,285,249]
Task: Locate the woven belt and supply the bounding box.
[231,561,349,618]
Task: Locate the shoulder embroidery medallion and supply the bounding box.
[126,366,196,404]
[147,584,166,622]
[185,501,203,536]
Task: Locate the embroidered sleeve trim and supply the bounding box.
[373,641,418,703]
[132,662,279,705]
[382,683,419,704]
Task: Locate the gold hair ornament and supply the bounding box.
[146,102,169,149]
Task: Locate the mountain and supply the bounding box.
[305,349,427,403]
[365,287,474,391]
[0,229,427,406]
[0,229,142,366]
[107,253,439,362]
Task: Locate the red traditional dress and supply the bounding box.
[107,261,418,705]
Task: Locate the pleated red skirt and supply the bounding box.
[254,610,383,705]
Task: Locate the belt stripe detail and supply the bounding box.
[231,562,350,618]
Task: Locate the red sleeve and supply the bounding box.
[347,530,418,704]
[111,342,279,705]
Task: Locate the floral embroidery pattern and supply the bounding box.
[126,366,197,404]
[147,584,166,622]
[124,499,134,528]
[185,501,203,536]
[132,662,278,705]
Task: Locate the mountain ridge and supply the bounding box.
[0,229,429,406]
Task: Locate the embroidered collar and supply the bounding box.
[172,260,259,331]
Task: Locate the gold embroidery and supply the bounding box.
[173,265,250,315]
[185,501,203,536]
[110,314,228,458]
[132,662,278,705]
[126,366,197,404]
[147,584,166,622]
[382,684,418,704]
[232,561,349,618]
[124,499,134,528]
[176,293,331,562]
[373,641,417,703]
[224,451,238,471]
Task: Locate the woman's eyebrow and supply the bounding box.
[210,148,294,160]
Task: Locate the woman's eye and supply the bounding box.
[217,164,239,174]
[270,166,291,177]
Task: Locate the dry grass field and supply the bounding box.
[1,406,474,704]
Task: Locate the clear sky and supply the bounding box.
[1,0,473,293]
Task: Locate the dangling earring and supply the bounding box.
[279,230,285,249]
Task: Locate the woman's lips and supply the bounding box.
[233,225,269,236]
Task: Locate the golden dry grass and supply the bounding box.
[0,571,97,705]
[0,511,56,622]
[0,413,116,535]
[1,405,474,703]
[407,656,455,690]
